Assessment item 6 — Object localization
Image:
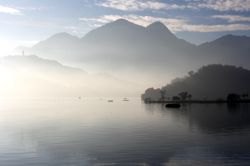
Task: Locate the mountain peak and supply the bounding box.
[34,32,80,47]
[147,22,174,35]
[105,19,143,28]
[113,18,130,24]
[49,32,79,40]
[147,22,168,31]
[146,21,176,39]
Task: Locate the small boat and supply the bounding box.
[123,98,129,101]
[165,103,181,108]
[108,100,114,102]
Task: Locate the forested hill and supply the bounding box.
[142,64,250,101]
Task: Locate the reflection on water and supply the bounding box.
[0,98,250,165]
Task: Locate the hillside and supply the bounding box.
[1,55,84,74]
[18,19,250,88]
[142,64,250,101]
[25,19,197,72]
[197,35,250,68]
[0,55,140,97]
[24,19,250,73]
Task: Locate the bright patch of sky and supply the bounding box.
[0,0,250,55]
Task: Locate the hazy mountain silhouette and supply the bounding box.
[21,19,250,84]
[30,33,83,62]
[83,19,146,44]
[142,64,250,101]
[26,19,197,72]
[1,55,83,74]
[26,20,250,70]
[197,35,250,68]
[83,19,191,48]
[0,55,140,97]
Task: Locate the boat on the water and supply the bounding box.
[108,100,114,102]
[165,103,181,108]
[123,98,129,101]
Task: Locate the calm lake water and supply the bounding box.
[0,98,250,166]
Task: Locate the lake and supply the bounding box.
[0,98,250,165]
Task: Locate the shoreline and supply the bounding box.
[143,100,250,104]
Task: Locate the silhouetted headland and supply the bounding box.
[142,64,250,104]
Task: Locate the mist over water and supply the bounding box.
[0,3,250,165]
[0,98,250,165]
[0,55,145,98]
[5,19,249,99]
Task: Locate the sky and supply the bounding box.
[0,0,250,55]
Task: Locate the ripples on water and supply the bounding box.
[0,98,250,165]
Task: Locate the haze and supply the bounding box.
[0,0,250,98]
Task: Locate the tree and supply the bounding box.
[160,89,166,101]
[179,91,188,101]
[188,94,192,100]
[172,96,180,101]
[242,93,249,100]
[188,71,194,76]
[227,93,241,102]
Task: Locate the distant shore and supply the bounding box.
[143,100,250,104]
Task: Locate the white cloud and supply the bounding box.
[80,14,250,33]
[194,0,250,12]
[97,0,250,12]
[97,0,195,11]
[212,15,250,22]
[182,23,250,32]
[80,15,187,32]
[0,5,22,15]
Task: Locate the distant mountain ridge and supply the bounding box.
[21,19,250,76]
[0,55,84,74]
[24,20,195,68]
[0,55,140,97]
[197,34,250,65]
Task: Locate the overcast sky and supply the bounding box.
[0,0,250,55]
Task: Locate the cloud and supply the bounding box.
[212,15,250,22]
[97,0,250,12]
[80,15,187,32]
[182,23,250,32]
[96,0,195,11]
[80,14,250,33]
[0,5,22,15]
[194,0,250,12]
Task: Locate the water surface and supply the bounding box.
[0,98,250,165]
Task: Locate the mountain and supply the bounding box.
[81,19,196,69]
[83,19,146,44]
[82,19,190,47]
[146,21,192,48]
[197,35,250,68]
[1,55,83,74]
[0,55,140,97]
[199,35,250,51]
[142,64,250,101]
[22,19,250,87]
[26,19,196,73]
[0,55,85,97]
[30,33,83,62]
